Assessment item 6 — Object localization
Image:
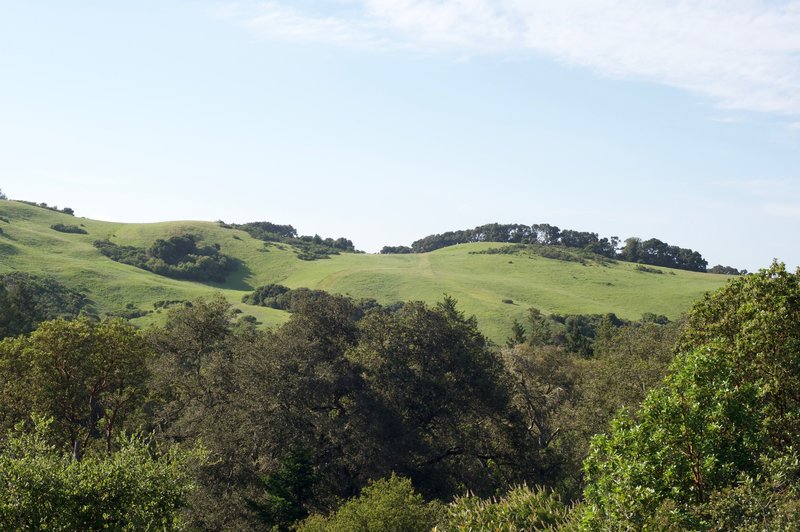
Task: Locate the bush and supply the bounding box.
[0,417,203,530]
[297,474,442,532]
[380,245,413,254]
[50,223,87,235]
[242,285,380,317]
[634,264,663,274]
[241,283,291,306]
[436,485,572,530]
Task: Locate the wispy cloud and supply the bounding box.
[217,1,800,117]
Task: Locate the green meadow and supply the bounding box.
[0,201,729,343]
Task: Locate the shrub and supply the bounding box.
[436,485,572,530]
[0,417,203,530]
[241,283,291,306]
[380,245,413,254]
[50,223,87,235]
[297,474,442,532]
[634,264,663,274]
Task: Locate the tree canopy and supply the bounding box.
[583,262,800,528]
[94,234,235,283]
[383,222,713,272]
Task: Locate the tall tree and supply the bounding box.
[582,262,800,528]
[0,318,150,452]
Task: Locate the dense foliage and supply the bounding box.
[0,272,93,340]
[618,236,707,272]
[94,234,235,283]
[708,264,747,275]
[0,318,150,451]
[50,223,87,234]
[2,261,797,529]
[474,243,615,266]
[379,245,413,254]
[582,262,800,528]
[242,283,382,314]
[384,222,713,272]
[406,223,618,256]
[143,294,528,528]
[437,485,573,530]
[298,474,443,531]
[223,221,358,260]
[0,418,202,531]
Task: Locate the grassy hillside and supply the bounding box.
[0,201,730,343]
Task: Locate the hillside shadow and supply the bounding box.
[0,238,18,255]
[211,258,253,291]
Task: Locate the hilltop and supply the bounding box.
[0,200,730,343]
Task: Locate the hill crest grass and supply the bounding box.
[0,201,731,343]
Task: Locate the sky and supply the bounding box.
[1,1,800,271]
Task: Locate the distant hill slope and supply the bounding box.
[0,201,730,343]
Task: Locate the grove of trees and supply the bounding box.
[94,234,235,283]
[0,263,796,529]
[382,222,717,272]
[222,221,358,260]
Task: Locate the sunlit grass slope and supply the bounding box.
[0,201,730,343]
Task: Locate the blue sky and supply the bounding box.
[2,1,799,271]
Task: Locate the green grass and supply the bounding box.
[0,201,731,343]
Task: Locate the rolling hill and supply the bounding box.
[0,200,731,343]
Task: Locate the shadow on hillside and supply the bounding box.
[0,242,17,255]
[213,258,253,291]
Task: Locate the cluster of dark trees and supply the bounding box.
[93,234,235,283]
[708,264,747,275]
[618,236,707,272]
[0,277,682,528]
[50,223,87,234]
[0,264,798,529]
[381,223,732,273]
[221,221,358,260]
[0,272,94,340]
[389,223,618,257]
[242,283,388,315]
[16,200,75,216]
[475,242,616,265]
